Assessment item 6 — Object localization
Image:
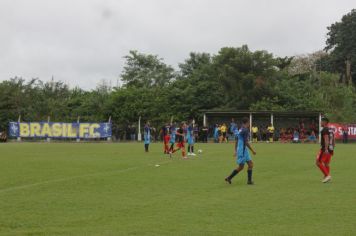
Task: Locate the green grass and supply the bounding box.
[0,142,355,236]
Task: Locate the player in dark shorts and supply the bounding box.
[316,117,335,183]
[161,124,170,154]
[169,122,187,159]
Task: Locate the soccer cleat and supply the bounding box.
[169,151,172,158]
[187,152,192,156]
[322,175,332,183]
[247,181,254,185]
[191,153,196,156]
[225,178,232,184]
[183,156,188,159]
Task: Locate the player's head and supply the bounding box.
[321,117,329,127]
[241,117,249,128]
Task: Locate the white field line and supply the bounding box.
[0,160,172,195]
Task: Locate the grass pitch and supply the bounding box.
[0,142,355,235]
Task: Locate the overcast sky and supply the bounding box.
[0,0,354,90]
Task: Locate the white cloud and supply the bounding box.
[0,0,354,89]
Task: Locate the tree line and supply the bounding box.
[0,9,355,131]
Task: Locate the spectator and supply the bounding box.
[125,125,131,141]
[229,118,237,140]
[214,124,219,143]
[0,131,7,142]
[293,130,300,143]
[194,124,199,142]
[342,126,348,143]
[201,126,208,143]
[307,130,317,143]
[130,125,136,141]
[261,125,267,141]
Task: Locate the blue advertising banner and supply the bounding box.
[8,122,112,138]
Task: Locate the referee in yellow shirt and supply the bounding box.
[267,123,275,143]
[252,125,258,142]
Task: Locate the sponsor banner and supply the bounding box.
[8,122,111,138]
[328,123,356,140]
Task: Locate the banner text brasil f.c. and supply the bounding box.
[8,122,112,138]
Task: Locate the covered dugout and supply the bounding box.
[202,110,322,143]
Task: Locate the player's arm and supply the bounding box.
[175,131,183,136]
[246,140,256,155]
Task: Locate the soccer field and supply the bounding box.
[0,142,355,236]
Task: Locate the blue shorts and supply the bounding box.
[187,137,194,145]
[237,152,252,165]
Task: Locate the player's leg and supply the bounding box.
[163,139,167,154]
[225,164,244,184]
[191,143,196,156]
[189,138,196,156]
[316,150,328,177]
[322,152,332,183]
[177,142,186,158]
[225,154,246,184]
[247,160,254,185]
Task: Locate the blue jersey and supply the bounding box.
[237,127,249,156]
[144,125,150,144]
[233,127,239,139]
[186,125,193,138]
[170,126,176,143]
[214,127,219,137]
[186,125,194,144]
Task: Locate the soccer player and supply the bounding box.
[168,123,177,156]
[170,122,187,159]
[316,117,335,183]
[164,130,171,155]
[187,122,196,156]
[160,123,170,154]
[144,121,151,152]
[225,117,256,185]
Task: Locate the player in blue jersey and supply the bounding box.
[186,122,196,156]
[144,121,151,152]
[168,123,177,156]
[225,117,256,185]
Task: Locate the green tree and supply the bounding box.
[325,9,356,85]
[213,45,277,109]
[121,50,175,88]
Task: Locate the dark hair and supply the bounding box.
[321,117,329,123]
[241,117,249,124]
